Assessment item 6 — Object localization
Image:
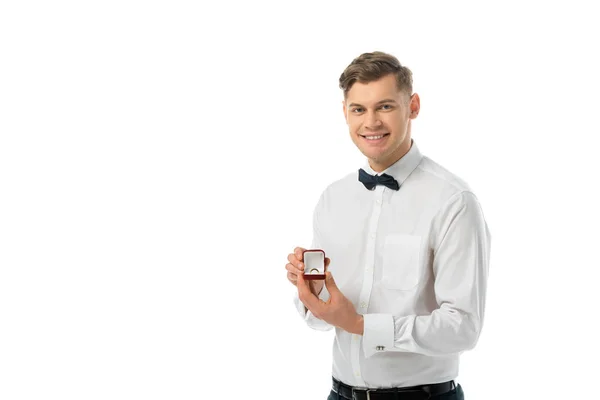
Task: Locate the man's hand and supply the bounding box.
[286,247,330,296]
[297,271,364,335]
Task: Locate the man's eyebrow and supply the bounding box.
[347,99,399,108]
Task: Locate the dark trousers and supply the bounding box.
[327,383,464,400]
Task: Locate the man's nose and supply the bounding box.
[364,111,382,129]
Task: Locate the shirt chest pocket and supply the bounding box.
[382,234,423,291]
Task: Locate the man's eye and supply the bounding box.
[352,108,364,113]
[380,104,392,110]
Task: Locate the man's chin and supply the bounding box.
[361,148,387,161]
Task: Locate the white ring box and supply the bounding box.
[302,249,326,280]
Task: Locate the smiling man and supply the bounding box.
[285,52,491,400]
[344,70,418,173]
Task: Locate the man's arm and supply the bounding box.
[294,283,334,331]
[293,189,334,331]
[362,191,491,357]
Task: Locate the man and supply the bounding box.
[285,51,491,400]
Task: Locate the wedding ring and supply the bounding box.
[310,268,320,274]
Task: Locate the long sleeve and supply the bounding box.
[294,285,333,331]
[362,191,491,357]
[293,190,334,331]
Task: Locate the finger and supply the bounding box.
[324,271,340,295]
[287,254,304,271]
[297,272,309,295]
[325,257,330,267]
[287,271,298,285]
[285,263,300,276]
[297,273,321,312]
[294,247,305,261]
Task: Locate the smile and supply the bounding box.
[360,133,390,141]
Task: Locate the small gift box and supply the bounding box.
[302,249,326,280]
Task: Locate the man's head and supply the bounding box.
[340,51,420,172]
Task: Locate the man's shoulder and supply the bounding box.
[313,171,357,204]
[415,155,473,194]
[328,170,360,193]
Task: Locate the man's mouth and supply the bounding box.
[360,133,390,141]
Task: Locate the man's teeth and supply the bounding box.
[364,134,386,140]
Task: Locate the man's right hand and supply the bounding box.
[286,247,329,296]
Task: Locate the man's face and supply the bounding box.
[343,73,420,172]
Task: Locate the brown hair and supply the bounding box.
[339,51,413,98]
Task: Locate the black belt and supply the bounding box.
[332,377,456,400]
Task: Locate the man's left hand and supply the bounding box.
[297,271,364,335]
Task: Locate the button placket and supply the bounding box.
[350,187,383,388]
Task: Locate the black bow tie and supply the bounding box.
[358,168,400,191]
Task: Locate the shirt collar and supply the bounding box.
[362,139,423,186]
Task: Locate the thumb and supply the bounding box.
[324,271,339,294]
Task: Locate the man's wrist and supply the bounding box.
[347,314,364,335]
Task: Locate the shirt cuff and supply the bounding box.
[294,294,309,319]
[293,290,333,331]
[362,313,395,358]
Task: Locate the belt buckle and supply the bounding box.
[351,387,372,400]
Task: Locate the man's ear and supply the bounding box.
[409,93,421,119]
[342,100,348,124]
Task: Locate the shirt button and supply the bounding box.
[355,372,360,377]
[360,302,367,309]
[376,199,382,204]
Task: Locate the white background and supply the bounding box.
[1,1,599,399]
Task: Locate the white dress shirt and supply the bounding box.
[294,140,491,389]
